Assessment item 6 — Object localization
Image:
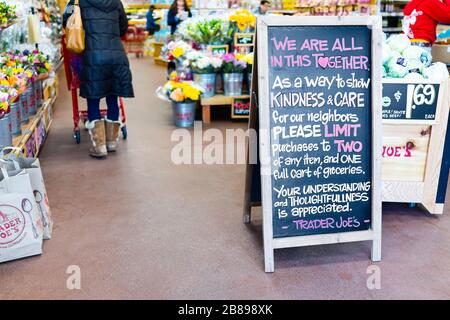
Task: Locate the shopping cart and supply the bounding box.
[122,25,147,58]
[62,35,127,144]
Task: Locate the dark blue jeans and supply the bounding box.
[87,95,119,122]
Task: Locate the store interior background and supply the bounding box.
[1,0,450,299]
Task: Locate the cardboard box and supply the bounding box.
[431,44,450,64]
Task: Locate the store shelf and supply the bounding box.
[381,12,404,17]
[12,93,57,157]
[269,10,297,15]
[383,27,403,32]
[126,3,170,9]
[129,19,147,25]
[0,20,18,31]
[55,57,64,72]
[201,94,250,106]
[154,57,169,66]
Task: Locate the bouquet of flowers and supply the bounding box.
[0,1,17,28]
[0,91,9,115]
[0,49,52,117]
[222,53,247,73]
[162,78,204,103]
[23,50,52,75]
[165,40,192,61]
[183,51,223,74]
[229,9,256,32]
[241,52,254,73]
[177,16,234,46]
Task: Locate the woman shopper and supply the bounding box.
[167,0,192,35]
[63,0,134,158]
[403,0,450,51]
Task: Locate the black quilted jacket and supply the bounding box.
[63,0,134,99]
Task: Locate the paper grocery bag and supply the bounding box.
[6,158,53,239]
[0,169,43,263]
[1,149,53,240]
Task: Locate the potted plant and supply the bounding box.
[164,40,193,80]
[185,51,222,98]
[0,90,12,148]
[162,76,203,127]
[242,52,254,91]
[222,53,247,96]
[178,16,234,47]
[229,9,256,33]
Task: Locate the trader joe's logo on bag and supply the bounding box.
[0,205,26,246]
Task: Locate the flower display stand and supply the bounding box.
[12,75,59,158]
[200,93,250,124]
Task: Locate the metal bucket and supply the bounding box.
[26,86,37,116]
[10,100,22,136]
[193,73,216,98]
[0,113,12,149]
[172,101,196,127]
[35,80,43,109]
[20,92,29,124]
[223,73,243,96]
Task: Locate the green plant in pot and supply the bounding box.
[177,16,233,46]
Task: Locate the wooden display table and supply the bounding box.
[381,78,450,214]
[201,94,250,124]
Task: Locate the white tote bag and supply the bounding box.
[1,148,53,239]
[0,168,43,263]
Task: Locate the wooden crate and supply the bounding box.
[382,124,431,182]
[381,78,450,214]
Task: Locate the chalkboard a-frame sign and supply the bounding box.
[249,16,383,272]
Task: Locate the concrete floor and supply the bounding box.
[1,57,450,300]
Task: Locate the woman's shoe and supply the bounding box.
[105,119,121,152]
[86,119,107,158]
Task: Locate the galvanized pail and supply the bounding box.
[26,86,37,116]
[0,113,12,149]
[35,80,43,109]
[10,100,22,136]
[20,92,29,124]
[172,101,196,127]
[223,73,243,96]
[193,73,216,98]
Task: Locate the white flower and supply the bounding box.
[210,57,223,69]
[196,57,211,70]
[167,41,176,51]
[186,51,202,61]
[0,91,9,101]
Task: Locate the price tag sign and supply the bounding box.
[382,82,439,121]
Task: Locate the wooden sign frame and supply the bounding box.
[207,45,229,55]
[255,16,383,272]
[231,97,251,119]
[234,33,255,47]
